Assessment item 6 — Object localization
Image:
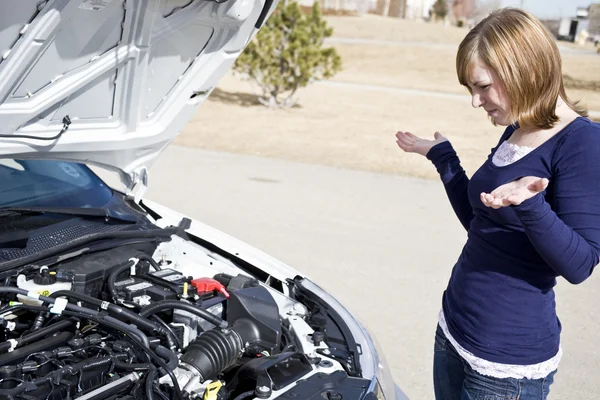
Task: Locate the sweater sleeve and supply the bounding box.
[426,141,473,231]
[512,124,600,284]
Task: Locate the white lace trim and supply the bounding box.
[438,310,561,379]
[492,141,535,166]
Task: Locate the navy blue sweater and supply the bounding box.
[427,117,600,365]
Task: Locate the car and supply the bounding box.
[0,1,407,399]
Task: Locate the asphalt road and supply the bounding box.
[140,145,599,399]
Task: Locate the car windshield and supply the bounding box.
[0,159,113,208]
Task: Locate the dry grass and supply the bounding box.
[299,5,359,16]
[327,43,600,111]
[176,73,501,180]
[176,14,600,179]
[324,14,470,44]
[331,44,463,95]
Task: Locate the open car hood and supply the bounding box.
[0,0,275,193]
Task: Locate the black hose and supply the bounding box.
[151,315,182,350]
[154,388,170,400]
[0,304,48,314]
[0,288,104,329]
[180,328,243,382]
[63,312,183,400]
[140,301,228,329]
[107,316,150,349]
[107,260,137,303]
[0,287,97,318]
[0,284,183,398]
[32,311,48,330]
[138,254,161,270]
[145,368,157,400]
[49,290,170,340]
[18,276,147,349]
[0,331,73,367]
[105,255,161,304]
[0,318,74,353]
[155,345,178,371]
[0,320,28,331]
[115,361,153,371]
[233,391,256,400]
[60,310,150,349]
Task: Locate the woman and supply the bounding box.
[395,8,600,400]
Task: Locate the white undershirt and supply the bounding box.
[438,140,561,380]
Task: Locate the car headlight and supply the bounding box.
[299,279,408,400]
[362,318,407,400]
[367,379,387,399]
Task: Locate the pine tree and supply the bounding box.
[233,0,342,108]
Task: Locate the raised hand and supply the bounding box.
[480,177,549,209]
[395,131,448,157]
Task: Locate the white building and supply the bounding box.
[404,0,437,19]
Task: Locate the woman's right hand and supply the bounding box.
[395,131,448,157]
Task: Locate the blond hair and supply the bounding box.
[456,8,587,129]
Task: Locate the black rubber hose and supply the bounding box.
[0,282,149,349]
[106,255,161,302]
[0,320,28,331]
[153,388,170,400]
[0,304,48,314]
[145,368,157,400]
[0,287,99,319]
[0,318,74,353]
[151,315,182,350]
[139,301,228,329]
[180,328,243,382]
[0,331,73,367]
[114,362,153,371]
[155,345,179,371]
[60,310,150,349]
[0,303,147,349]
[234,391,256,400]
[49,290,169,338]
[106,316,150,349]
[0,288,181,397]
[107,260,137,303]
[138,254,161,270]
[62,312,182,400]
[32,311,48,330]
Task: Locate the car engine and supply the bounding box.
[0,236,351,400]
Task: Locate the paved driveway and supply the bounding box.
[142,145,599,399]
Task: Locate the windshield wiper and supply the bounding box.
[0,206,138,224]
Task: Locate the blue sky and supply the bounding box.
[500,0,596,20]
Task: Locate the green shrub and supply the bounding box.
[233,0,342,108]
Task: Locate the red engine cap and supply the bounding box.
[190,278,230,298]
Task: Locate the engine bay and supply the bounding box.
[0,233,363,400]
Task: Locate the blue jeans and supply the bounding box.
[433,324,556,400]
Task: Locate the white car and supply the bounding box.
[0,1,407,399]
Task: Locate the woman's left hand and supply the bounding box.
[481,176,549,209]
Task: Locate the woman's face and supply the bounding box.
[467,58,512,126]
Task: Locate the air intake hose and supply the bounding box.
[180,328,243,381]
[177,286,282,383]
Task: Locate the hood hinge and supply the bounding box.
[120,167,148,204]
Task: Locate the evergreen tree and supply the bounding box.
[233,0,342,108]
